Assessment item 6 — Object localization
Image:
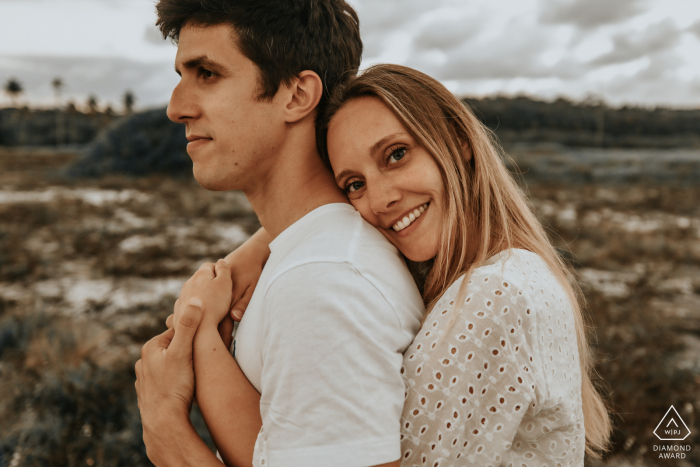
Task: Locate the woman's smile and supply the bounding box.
[391,202,428,232]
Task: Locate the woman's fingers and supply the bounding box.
[198,262,215,272]
[194,262,215,280]
[218,315,235,349]
[230,284,253,321]
[165,313,174,329]
[215,259,232,283]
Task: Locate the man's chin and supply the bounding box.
[192,167,232,192]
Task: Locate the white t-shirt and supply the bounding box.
[232,203,425,467]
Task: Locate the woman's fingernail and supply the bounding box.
[188,297,203,308]
[232,309,242,320]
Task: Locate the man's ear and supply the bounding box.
[461,139,473,161]
[282,70,323,123]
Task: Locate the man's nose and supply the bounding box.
[167,81,196,123]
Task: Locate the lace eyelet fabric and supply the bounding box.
[400,250,585,467]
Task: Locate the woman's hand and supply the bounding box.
[165,263,236,350]
[166,228,271,346]
[223,227,271,321]
[174,260,233,330]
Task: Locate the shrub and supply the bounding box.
[68,108,191,178]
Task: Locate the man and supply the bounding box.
[134,1,424,466]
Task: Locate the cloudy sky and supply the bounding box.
[1,0,699,110]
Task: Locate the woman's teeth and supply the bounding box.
[393,203,429,232]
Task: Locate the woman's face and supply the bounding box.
[327,96,445,262]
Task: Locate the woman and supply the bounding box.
[178,64,612,465]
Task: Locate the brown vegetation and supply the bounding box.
[0,145,698,466]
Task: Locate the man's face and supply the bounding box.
[168,23,284,191]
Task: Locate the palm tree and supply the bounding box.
[87,95,99,114]
[123,90,135,114]
[4,78,23,107]
[51,77,64,107]
[52,77,65,145]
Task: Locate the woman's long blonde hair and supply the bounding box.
[318,64,612,457]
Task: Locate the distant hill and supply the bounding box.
[0,95,686,178]
[465,96,700,148]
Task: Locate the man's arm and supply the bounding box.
[135,300,225,467]
[144,415,223,467]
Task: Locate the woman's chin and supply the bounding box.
[375,225,438,262]
[400,246,438,263]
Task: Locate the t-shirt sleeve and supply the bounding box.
[401,273,549,466]
[254,262,407,467]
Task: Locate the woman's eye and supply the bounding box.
[388,147,406,164]
[346,181,365,193]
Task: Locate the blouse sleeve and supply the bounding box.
[401,272,549,466]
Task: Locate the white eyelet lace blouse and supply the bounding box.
[399,249,585,467]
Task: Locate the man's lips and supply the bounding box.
[186,135,212,143]
[186,136,213,152]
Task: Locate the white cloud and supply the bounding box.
[0,55,176,109]
[590,19,682,66]
[1,0,699,108]
[689,19,700,38]
[539,0,646,29]
[144,25,170,46]
[414,14,483,52]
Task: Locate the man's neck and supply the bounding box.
[243,124,348,240]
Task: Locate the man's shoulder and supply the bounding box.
[266,261,372,297]
[260,204,424,327]
[274,222,420,306]
[271,204,404,276]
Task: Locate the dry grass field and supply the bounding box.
[0,145,699,466]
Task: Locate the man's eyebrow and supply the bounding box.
[174,55,226,75]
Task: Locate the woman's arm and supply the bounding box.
[193,323,262,467]
[214,227,272,350]
[224,227,271,321]
[173,260,262,467]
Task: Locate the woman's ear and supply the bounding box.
[283,70,323,123]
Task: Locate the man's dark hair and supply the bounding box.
[156,0,363,112]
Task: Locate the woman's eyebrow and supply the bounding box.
[334,169,353,185]
[334,132,407,184]
[370,132,405,156]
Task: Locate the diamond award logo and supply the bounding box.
[654,406,691,441]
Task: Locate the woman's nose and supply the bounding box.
[367,176,401,214]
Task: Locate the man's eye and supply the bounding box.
[388,147,406,164]
[201,69,215,79]
[346,181,365,193]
